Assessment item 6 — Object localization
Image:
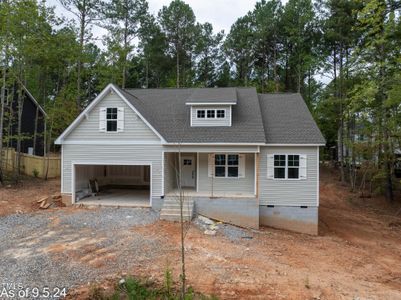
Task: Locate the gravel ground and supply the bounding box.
[193,216,253,242]
[0,207,161,298]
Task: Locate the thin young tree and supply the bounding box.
[59,0,102,109]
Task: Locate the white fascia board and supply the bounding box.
[163,142,265,146]
[55,83,167,144]
[185,102,237,106]
[62,140,161,145]
[264,144,326,147]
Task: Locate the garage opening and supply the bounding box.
[73,164,151,207]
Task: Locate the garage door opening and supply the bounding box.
[72,164,151,207]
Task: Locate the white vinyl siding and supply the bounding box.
[199,153,254,195]
[62,144,163,197]
[191,105,231,127]
[66,92,159,141]
[259,146,318,206]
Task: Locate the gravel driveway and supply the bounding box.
[0,207,161,298]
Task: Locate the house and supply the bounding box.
[6,83,47,156]
[55,84,325,235]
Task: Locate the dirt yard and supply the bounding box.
[1,168,401,299]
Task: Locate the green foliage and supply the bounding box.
[86,274,218,300]
[32,168,39,178]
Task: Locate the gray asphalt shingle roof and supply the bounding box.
[258,93,326,144]
[186,88,238,104]
[116,86,325,145]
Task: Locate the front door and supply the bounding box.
[181,155,196,188]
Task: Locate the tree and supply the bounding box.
[103,0,148,88]
[59,0,103,108]
[252,0,283,92]
[194,22,224,87]
[225,14,255,86]
[158,0,197,88]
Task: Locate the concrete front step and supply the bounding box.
[160,214,193,222]
[161,208,193,214]
[160,197,194,222]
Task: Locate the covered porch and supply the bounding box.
[163,149,258,199]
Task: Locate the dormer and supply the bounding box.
[186,88,237,127]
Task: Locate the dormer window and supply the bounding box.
[197,110,205,118]
[207,110,215,118]
[217,110,225,118]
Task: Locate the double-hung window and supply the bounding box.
[106,108,118,132]
[273,154,301,179]
[215,154,239,178]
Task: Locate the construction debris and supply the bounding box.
[37,196,48,203]
[198,215,214,225]
[52,193,62,200]
[204,229,217,236]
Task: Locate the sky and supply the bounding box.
[46,0,262,36]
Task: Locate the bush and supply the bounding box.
[32,168,39,178]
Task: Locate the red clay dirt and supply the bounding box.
[2,168,401,299]
[0,177,61,216]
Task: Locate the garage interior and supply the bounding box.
[74,164,151,206]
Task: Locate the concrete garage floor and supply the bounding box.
[78,189,150,207]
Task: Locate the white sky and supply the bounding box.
[47,0,265,36]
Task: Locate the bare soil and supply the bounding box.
[0,177,60,216]
[1,168,401,299]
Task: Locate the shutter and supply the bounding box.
[238,154,246,178]
[117,107,124,132]
[99,107,106,132]
[299,154,307,179]
[208,154,215,177]
[267,154,274,179]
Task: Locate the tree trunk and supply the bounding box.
[15,87,24,181]
[77,10,86,109]
[0,52,6,184]
[176,45,180,88]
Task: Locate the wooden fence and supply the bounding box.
[2,148,60,179]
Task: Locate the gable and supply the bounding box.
[63,90,161,142]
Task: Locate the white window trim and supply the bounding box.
[272,154,302,181]
[214,153,240,179]
[196,108,226,120]
[105,107,118,133]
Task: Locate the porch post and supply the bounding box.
[196,152,199,192]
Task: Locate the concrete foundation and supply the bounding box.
[151,197,164,211]
[195,197,259,229]
[260,206,318,235]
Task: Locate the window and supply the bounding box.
[183,159,192,165]
[197,110,205,118]
[287,155,300,179]
[196,108,226,119]
[274,155,286,179]
[106,108,117,132]
[215,154,226,177]
[273,154,300,179]
[215,154,239,178]
[217,110,225,118]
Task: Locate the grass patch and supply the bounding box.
[88,276,218,300]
